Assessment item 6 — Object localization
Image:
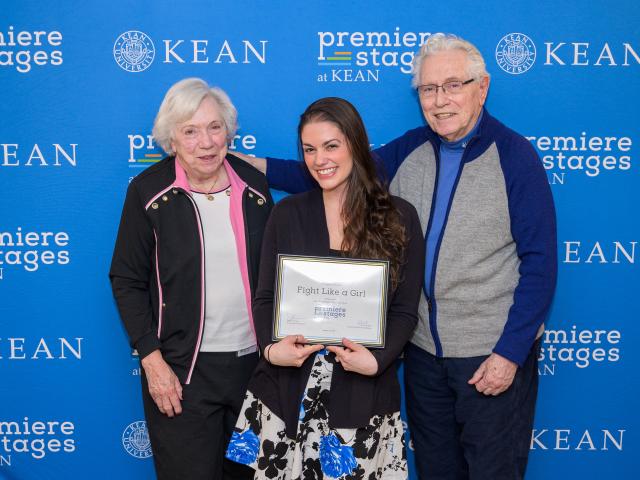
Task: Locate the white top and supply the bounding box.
[192,188,255,352]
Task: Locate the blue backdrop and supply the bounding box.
[1,1,638,478]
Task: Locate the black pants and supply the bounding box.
[404,340,540,480]
[142,351,258,480]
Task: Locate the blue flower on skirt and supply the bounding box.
[319,433,358,478]
[226,429,260,465]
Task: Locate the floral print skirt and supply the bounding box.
[226,351,407,479]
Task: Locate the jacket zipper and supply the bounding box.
[153,230,164,338]
[425,136,477,358]
[241,186,261,346]
[423,145,443,357]
[183,189,207,385]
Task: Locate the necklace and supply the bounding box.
[205,187,216,201]
[208,187,232,200]
[191,173,220,201]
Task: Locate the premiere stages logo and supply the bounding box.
[497,32,640,73]
[0,26,63,73]
[0,227,70,280]
[128,134,164,168]
[316,27,431,82]
[131,348,141,376]
[538,325,621,376]
[526,132,633,185]
[128,132,259,168]
[0,418,76,466]
[122,421,152,459]
[114,30,267,72]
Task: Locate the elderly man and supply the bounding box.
[238,33,556,480]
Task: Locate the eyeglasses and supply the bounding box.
[417,78,475,98]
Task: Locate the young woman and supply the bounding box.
[226,97,424,479]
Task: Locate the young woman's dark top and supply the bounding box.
[247,188,424,438]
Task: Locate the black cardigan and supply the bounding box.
[110,155,273,382]
[247,188,424,437]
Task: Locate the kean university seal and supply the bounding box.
[122,420,153,459]
[496,33,536,74]
[114,30,155,73]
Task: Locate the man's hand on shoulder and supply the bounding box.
[230,151,267,174]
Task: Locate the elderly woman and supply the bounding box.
[110,78,272,479]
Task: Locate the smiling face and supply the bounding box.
[171,96,228,184]
[301,121,353,197]
[419,49,489,142]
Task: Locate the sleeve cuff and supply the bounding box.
[134,333,162,360]
[265,157,285,185]
[492,341,529,367]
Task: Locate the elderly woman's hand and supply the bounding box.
[327,338,378,376]
[141,350,184,417]
[266,335,324,368]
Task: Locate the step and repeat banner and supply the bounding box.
[1,1,638,478]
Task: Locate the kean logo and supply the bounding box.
[122,421,153,459]
[113,31,155,73]
[496,33,536,74]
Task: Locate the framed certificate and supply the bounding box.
[273,254,389,348]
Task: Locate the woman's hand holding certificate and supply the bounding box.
[266,335,325,368]
[327,338,378,376]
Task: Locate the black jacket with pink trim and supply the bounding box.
[109,154,273,383]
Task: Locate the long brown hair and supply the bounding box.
[298,97,407,289]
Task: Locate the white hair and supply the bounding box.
[152,78,238,154]
[412,33,489,88]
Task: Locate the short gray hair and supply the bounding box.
[412,33,489,88]
[152,78,238,154]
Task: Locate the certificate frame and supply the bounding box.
[272,254,389,348]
